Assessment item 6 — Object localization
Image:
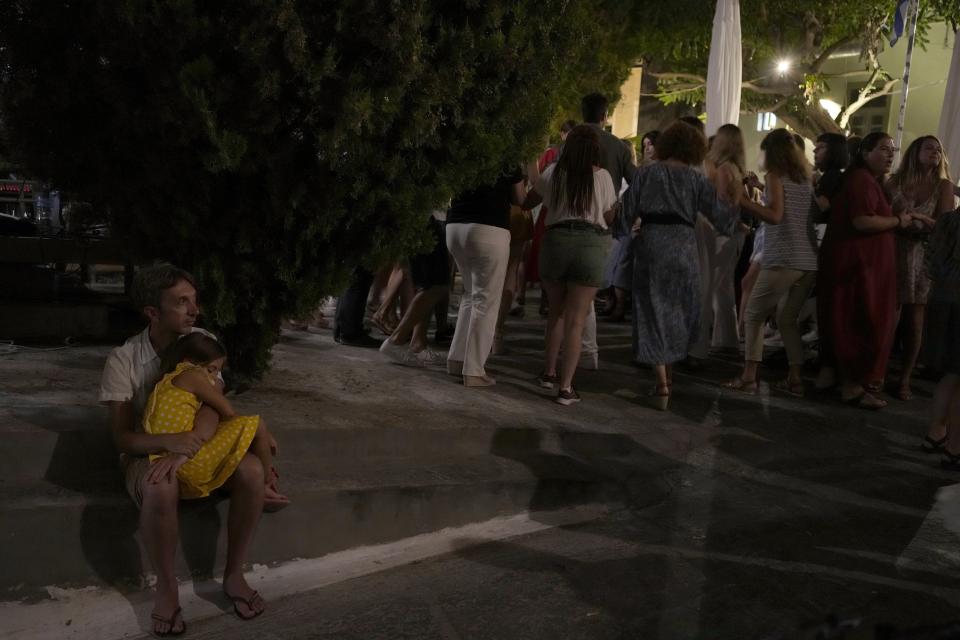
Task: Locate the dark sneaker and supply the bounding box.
[556,387,581,406]
[537,372,559,389]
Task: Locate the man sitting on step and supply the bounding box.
[99,263,287,636]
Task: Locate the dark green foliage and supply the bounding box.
[0,0,643,377]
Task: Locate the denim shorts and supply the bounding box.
[538,226,610,287]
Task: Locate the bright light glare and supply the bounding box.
[819,99,842,119]
[776,59,791,74]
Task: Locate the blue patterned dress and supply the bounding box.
[620,163,740,365]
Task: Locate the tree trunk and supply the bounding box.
[774,100,843,140]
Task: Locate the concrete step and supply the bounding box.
[0,316,694,610]
[1,451,675,602]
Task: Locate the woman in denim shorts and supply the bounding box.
[526,125,618,405]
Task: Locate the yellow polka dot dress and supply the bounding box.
[143,362,259,499]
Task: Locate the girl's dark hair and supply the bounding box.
[641,130,660,146]
[560,119,578,134]
[761,128,810,183]
[551,124,602,217]
[815,133,849,172]
[848,131,892,173]
[846,136,863,168]
[160,332,226,374]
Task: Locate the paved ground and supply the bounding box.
[2,293,960,639]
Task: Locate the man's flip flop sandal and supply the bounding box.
[151,606,186,637]
[922,434,948,453]
[226,590,265,620]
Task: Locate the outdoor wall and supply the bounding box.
[823,21,955,147]
[611,66,643,139]
[739,22,955,174]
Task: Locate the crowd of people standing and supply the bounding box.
[331,92,960,467]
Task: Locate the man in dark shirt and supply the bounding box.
[579,93,637,368]
[581,92,637,193]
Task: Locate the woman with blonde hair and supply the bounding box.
[725,128,817,395]
[692,124,748,358]
[886,135,956,401]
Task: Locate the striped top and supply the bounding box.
[762,178,818,271]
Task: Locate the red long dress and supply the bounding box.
[820,168,897,385]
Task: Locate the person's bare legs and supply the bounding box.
[650,364,671,410]
[140,471,183,634]
[899,304,925,400]
[494,248,523,350]
[369,264,394,311]
[558,284,597,391]
[389,286,445,351]
[541,279,567,377]
[944,381,960,458]
[222,454,266,618]
[653,364,670,393]
[372,263,407,331]
[516,242,529,307]
[930,374,960,443]
[608,287,627,321]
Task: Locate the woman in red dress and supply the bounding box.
[820,132,935,409]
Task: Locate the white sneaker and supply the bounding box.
[412,348,445,367]
[379,338,409,364]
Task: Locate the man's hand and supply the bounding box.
[147,454,188,485]
[268,431,278,456]
[164,432,204,457]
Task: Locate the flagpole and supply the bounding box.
[893,0,921,166]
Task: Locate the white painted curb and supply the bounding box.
[1,504,608,640]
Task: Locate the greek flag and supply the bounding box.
[889,0,911,47]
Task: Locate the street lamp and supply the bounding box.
[776,59,791,75]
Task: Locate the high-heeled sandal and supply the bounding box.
[723,377,758,394]
[842,391,887,410]
[922,434,948,453]
[647,383,671,411]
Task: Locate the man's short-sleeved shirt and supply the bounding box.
[99,326,216,427]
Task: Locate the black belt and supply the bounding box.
[547,220,608,234]
[641,213,694,228]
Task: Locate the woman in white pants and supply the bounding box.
[446,167,525,386]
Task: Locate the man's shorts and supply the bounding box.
[121,453,150,508]
[410,217,451,291]
[538,225,610,288]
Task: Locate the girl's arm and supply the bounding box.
[173,369,238,420]
[739,173,785,224]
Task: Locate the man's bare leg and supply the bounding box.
[140,473,184,634]
[222,454,266,618]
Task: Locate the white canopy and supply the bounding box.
[937,29,960,183]
[705,0,742,137]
